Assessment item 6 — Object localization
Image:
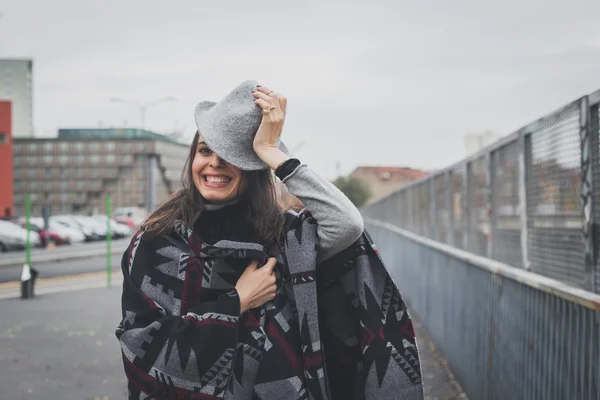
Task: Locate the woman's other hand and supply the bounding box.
[235,258,278,313]
[252,86,290,170]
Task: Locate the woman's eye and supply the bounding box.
[198,147,213,155]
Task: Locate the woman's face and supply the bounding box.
[192,136,245,203]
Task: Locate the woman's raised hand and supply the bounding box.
[252,86,290,170]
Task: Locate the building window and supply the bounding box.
[136,143,146,151]
[106,142,115,151]
[75,168,84,177]
[59,167,67,177]
[122,143,132,152]
[14,169,20,178]
[43,155,53,164]
[122,154,132,163]
[75,142,84,152]
[27,143,38,151]
[76,181,85,189]
[44,142,54,152]
[76,192,85,200]
[29,181,38,190]
[105,154,115,163]
[13,144,21,154]
[90,168,99,177]
[27,156,37,164]
[76,154,85,163]
[43,181,53,190]
[61,193,69,202]
[0,132,7,144]
[90,154,100,164]
[14,181,21,190]
[60,181,68,190]
[89,142,100,151]
[58,155,69,165]
[45,168,52,176]
[59,142,69,151]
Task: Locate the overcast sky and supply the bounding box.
[1,0,599,178]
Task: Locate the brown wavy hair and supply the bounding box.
[141,131,285,247]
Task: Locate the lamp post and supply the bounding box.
[110,96,176,130]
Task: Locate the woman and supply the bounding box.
[116,81,423,400]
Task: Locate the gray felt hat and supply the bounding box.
[194,80,288,171]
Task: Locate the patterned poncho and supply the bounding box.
[116,210,423,399]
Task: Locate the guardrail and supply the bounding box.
[366,218,599,400]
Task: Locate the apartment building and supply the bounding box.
[12,128,188,216]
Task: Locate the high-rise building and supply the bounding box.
[0,59,34,138]
[13,128,187,217]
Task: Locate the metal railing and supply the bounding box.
[362,89,600,399]
[363,89,600,293]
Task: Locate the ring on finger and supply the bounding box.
[267,91,274,96]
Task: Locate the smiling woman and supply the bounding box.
[116,80,423,400]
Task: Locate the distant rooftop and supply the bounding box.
[350,165,429,181]
[57,128,179,143]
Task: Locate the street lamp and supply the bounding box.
[110,96,176,130]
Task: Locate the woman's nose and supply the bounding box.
[209,153,225,168]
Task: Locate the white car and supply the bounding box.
[48,221,86,244]
[71,215,107,239]
[0,220,41,252]
[91,215,131,238]
[50,215,97,242]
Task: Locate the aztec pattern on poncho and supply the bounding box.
[116,210,423,399]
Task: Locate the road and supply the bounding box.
[0,254,124,283]
[0,238,130,268]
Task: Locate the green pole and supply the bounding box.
[106,194,112,288]
[25,194,31,267]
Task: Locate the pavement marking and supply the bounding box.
[0,270,124,300]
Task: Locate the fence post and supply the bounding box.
[446,171,454,246]
[579,96,597,292]
[590,100,600,293]
[518,132,531,270]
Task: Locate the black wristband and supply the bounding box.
[275,158,301,180]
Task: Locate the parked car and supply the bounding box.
[50,215,97,242]
[71,215,107,240]
[113,207,147,227]
[0,220,41,252]
[47,221,86,244]
[91,215,132,238]
[16,217,71,247]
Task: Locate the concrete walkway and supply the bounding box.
[0,276,466,400]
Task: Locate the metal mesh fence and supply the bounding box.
[491,141,523,267]
[435,174,449,243]
[526,106,585,288]
[467,156,490,257]
[451,168,465,249]
[363,90,600,292]
[417,182,431,238]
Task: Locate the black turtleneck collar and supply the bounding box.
[193,200,258,245]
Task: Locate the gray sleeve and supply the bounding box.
[282,164,364,263]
